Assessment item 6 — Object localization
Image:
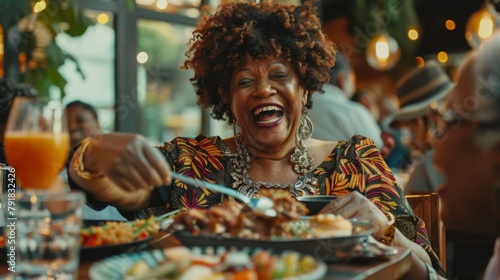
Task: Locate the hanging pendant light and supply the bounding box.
[465,5,499,49]
[365,32,401,71]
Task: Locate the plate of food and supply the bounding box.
[172,216,374,262]
[81,235,153,261]
[79,211,181,260]
[0,211,179,262]
[0,221,154,262]
[165,190,382,262]
[89,246,328,280]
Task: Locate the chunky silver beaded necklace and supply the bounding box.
[230,119,319,198]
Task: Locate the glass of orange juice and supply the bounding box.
[4,97,69,191]
[2,97,85,279]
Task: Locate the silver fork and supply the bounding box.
[170,172,277,217]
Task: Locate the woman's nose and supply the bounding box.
[254,79,275,97]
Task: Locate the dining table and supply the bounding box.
[0,237,412,280]
[72,235,412,280]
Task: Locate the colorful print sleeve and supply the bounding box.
[160,135,229,211]
[98,135,229,220]
[318,135,445,275]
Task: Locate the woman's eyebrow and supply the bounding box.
[268,61,286,67]
[233,67,251,75]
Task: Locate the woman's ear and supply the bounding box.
[302,90,308,106]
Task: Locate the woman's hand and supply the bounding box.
[318,192,390,240]
[319,192,432,266]
[84,133,172,190]
[69,132,172,210]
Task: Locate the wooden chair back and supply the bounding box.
[405,193,446,270]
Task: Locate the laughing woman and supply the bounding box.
[67,0,443,274]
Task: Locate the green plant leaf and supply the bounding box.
[45,40,85,79]
[25,67,52,97]
[0,0,31,31]
[46,66,68,97]
[25,64,68,98]
[126,0,135,11]
[37,0,90,37]
[45,40,66,67]
[2,0,91,99]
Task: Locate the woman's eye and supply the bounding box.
[237,79,254,87]
[271,72,288,79]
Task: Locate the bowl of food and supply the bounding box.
[296,195,337,215]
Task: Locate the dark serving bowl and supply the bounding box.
[297,195,337,215]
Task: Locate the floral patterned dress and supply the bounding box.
[74,134,444,274]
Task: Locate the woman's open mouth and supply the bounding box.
[252,105,284,128]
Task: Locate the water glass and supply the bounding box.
[13,191,85,279]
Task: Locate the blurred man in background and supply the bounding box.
[308,52,383,148]
[66,100,102,149]
[65,100,125,221]
[383,60,453,193]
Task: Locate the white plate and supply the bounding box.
[88,248,327,280]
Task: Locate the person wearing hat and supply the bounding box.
[383,60,454,194]
[401,29,500,280]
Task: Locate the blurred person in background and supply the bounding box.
[66,100,102,149]
[0,78,38,163]
[352,87,380,121]
[65,100,125,221]
[383,60,453,194]
[308,52,383,148]
[402,30,500,280]
[378,93,412,181]
[377,92,400,123]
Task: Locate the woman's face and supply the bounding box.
[229,55,307,153]
[434,58,500,236]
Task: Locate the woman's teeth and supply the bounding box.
[253,106,283,124]
[256,116,281,124]
[254,105,282,115]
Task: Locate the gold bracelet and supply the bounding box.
[73,137,104,179]
[378,211,396,245]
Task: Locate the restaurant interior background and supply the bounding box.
[0,0,497,279]
[0,0,492,145]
